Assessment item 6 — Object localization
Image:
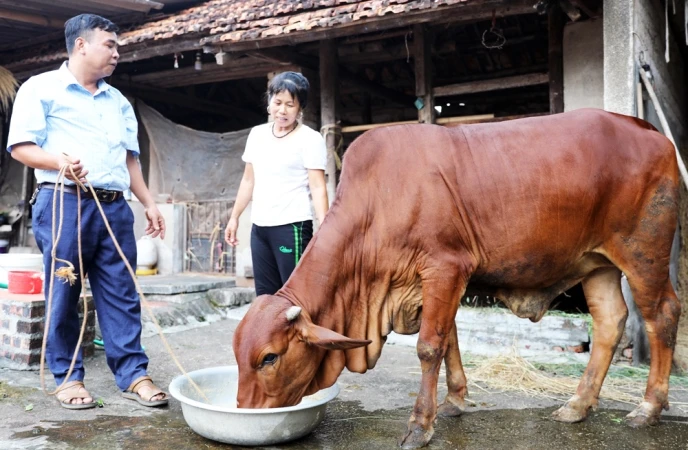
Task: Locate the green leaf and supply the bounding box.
[25,404,33,411]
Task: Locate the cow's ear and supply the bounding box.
[301,323,371,350]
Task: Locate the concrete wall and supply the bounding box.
[563,19,604,111]
[635,0,688,371]
[604,0,688,370]
[633,0,687,146]
[603,0,636,115]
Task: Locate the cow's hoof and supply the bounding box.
[437,398,466,417]
[398,426,433,449]
[551,404,588,423]
[625,402,661,428]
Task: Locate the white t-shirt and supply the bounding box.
[242,122,327,226]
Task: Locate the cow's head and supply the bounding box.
[233,294,370,408]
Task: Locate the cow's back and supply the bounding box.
[335,109,677,287]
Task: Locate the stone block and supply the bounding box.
[207,288,255,308]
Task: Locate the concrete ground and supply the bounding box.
[1,309,688,449]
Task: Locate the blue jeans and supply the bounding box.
[32,188,148,391]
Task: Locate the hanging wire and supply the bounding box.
[481,9,507,50]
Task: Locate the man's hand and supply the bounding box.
[145,205,166,239]
[57,154,88,183]
[224,217,239,246]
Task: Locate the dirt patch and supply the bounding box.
[0,381,33,401]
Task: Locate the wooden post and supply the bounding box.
[414,24,434,124]
[319,39,338,206]
[18,166,34,247]
[361,92,372,125]
[548,4,565,114]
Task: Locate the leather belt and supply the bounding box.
[39,183,123,203]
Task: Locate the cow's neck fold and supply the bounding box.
[279,208,353,330]
[278,200,373,378]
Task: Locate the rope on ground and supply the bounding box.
[40,161,209,403]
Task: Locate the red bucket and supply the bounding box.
[8,271,43,295]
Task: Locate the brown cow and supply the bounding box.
[233,109,681,448]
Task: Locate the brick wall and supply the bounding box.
[0,292,95,370]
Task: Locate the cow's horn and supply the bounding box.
[286,306,302,322]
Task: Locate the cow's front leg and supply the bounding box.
[437,322,468,417]
[399,271,466,449]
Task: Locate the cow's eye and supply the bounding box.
[261,353,278,366]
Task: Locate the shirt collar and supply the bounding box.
[58,61,111,93]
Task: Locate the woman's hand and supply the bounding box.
[225,217,240,246]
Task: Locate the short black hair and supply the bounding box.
[64,14,119,55]
[267,72,310,110]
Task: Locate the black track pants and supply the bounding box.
[250,220,313,296]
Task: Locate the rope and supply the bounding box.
[320,123,343,170]
[39,160,209,403]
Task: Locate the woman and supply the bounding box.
[224,72,329,295]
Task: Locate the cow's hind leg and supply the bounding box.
[552,267,628,423]
[399,264,467,449]
[437,322,468,417]
[623,276,680,427]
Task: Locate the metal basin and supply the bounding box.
[168,365,339,446]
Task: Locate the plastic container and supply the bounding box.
[0,253,43,285]
[169,366,339,446]
[8,271,43,294]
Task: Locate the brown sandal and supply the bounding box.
[55,380,96,410]
[122,375,169,407]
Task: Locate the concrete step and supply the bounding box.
[139,286,255,337]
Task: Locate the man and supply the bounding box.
[7,14,167,409]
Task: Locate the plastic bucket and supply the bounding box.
[8,271,43,294]
[0,254,43,285]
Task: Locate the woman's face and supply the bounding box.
[268,90,301,129]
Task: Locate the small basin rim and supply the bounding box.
[169,365,340,414]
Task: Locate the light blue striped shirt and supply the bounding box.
[7,62,139,191]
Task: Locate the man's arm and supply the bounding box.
[11,143,87,181]
[126,151,165,239]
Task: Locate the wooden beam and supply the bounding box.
[0,7,64,28]
[85,0,164,12]
[118,58,293,88]
[433,73,549,97]
[201,0,536,51]
[548,4,565,113]
[413,24,434,124]
[116,83,265,123]
[320,39,338,204]
[254,48,415,107]
[118,38,204,64]
[335,32,546,66]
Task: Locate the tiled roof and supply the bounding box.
[4,0,476,71]
[119,0,470,45]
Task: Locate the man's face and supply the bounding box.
[79,28,119,77]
